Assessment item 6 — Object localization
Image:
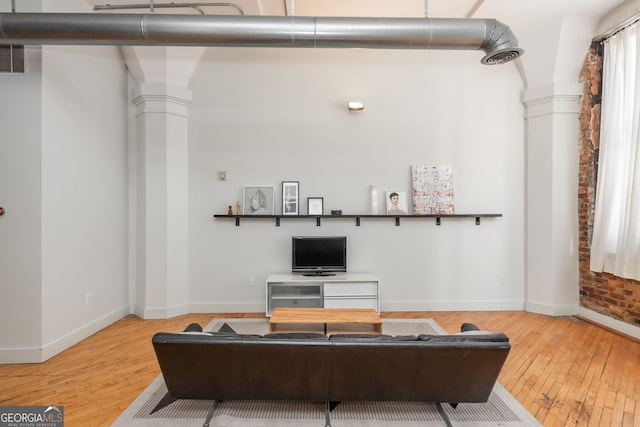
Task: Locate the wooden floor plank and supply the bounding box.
[0,311,639,426]
[587,406,604,427]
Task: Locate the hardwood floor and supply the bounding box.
[0,311,639,426]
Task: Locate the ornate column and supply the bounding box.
[123,46,205,318]
[132,82,192,318]
[522,83,581,316]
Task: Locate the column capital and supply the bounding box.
[521,83,583,118]
[132,82,192,117]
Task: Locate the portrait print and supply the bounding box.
[385,191,408,215]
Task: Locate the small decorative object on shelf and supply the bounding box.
[227,205,233,216]
[370,185,378,215]
[0,206,4,216]
[236,201,241,215]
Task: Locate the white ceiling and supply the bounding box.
[86,0,626,20]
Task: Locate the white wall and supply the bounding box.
[187,47,526,313]
[0,0,130,363]
[0,47,43,362]
[0,0,47,363]
[40,44,130,360]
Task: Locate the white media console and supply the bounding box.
[265,273,380,316]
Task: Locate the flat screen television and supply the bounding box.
[292,236,347,276]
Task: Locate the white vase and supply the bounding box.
[370,185,379,215]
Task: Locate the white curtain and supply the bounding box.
[590,22,640,281]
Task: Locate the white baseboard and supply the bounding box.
[139,303,190,319]
[0,347,44,364]
[0,304,130,364]
[189,302,266,314]
[525,301,578,317]
[577,307,640,341]
[381,299,526,312]
[132,302,266,318]
[137,302,268,319]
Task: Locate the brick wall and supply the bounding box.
[578,42,640,327]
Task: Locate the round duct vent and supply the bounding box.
[481,48,523,65]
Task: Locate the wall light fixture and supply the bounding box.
[347,101,364,111]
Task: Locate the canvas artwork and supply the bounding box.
[385,191,408,215]
[411,165,455,215]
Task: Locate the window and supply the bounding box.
[590,22,640,280]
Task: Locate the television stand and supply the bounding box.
[266,273,379,316]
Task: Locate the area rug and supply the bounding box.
[112,318,541,427]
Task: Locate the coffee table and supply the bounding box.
[268,307,382,334]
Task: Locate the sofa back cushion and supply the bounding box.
[153,333,255,400]
[326,339,510,403]
[152,333,332,401]
[410,343,511,402]
[328,342,422,401]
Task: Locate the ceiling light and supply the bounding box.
[347,101,364,111]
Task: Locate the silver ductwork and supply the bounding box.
[0,13,523,64]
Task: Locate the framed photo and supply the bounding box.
[282,181,299,215]
[243,185,274,215]
[307,197,324,216]
[385,191,408,215]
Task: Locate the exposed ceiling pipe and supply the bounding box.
[0,13,523,64]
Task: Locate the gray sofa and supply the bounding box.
[151,323,511,426]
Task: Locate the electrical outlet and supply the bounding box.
[85,292,92,304]
[249,277,255,287]
[218,171,229,181]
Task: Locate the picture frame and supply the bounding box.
[385,191,408,215]
[282,181,299,215]
[307,197,324,216]
[243,185,275,215]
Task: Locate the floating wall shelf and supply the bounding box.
[213,213,502,227]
